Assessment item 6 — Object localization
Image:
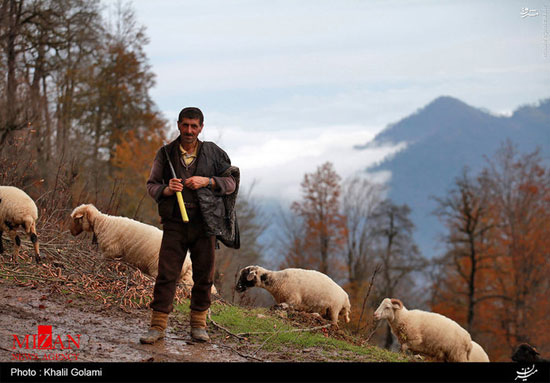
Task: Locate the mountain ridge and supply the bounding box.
[362,96,550,259]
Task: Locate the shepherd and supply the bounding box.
[141,107,240,343]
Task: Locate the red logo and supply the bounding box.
[12,325,80,350]
[11,325,81,361]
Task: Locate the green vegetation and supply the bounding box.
[174,300,410,362]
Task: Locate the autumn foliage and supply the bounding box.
[0,1,167,224]
[281,163,425,344]
[111,112,167,222]
[282,162,347,275]
[432,143,550,361]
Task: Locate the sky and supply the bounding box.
[130,0,550,204]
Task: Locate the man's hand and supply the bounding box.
[163,177,214,195]
[163,178,183,196]
[184,176,212,190]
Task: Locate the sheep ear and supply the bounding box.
[74,213,84,219]
[246,270,256,281]
[390,299,403,310]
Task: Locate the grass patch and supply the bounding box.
[174,300,410,362]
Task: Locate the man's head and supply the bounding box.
[177,107,204,147]
[178,107,204,125]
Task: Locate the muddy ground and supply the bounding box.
[0,282,248,363]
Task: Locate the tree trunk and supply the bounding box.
[2,0,20,143]
[42,75,52,162]
[467,231,477,332]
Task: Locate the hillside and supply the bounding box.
[363,96,550,259]
[0,240,408,364]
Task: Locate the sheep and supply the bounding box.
[373,298,472,362]
[0,186,40,263]
[69,204,216,294]
[414,340,488,362]
[468,341,490,362]
[235,265,351,325]
[512,343,550,363]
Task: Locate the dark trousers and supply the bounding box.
[150,212,216,314]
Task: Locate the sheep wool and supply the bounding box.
[0,185,40,262]
[69,204,215,294]
[374,298,472,362]
[468,341,490,362]
[236,265,351,324]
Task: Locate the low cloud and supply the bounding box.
[200,124,404,202]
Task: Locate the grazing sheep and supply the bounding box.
[468,341,490,362]
[69,204,216,294]
[235,265,351,324]
[373,298,472,362]
[0,186,40,263]
[512,343,550,363]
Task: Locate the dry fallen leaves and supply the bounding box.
[0,236,190,310]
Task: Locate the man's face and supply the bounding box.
[177,117,203,146]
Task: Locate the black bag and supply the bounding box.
[216,166,240,249]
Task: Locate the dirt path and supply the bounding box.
[0,283,247,362]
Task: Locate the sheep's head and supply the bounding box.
[69,204,97,236]
[235,265,262,292]
[512,343,540,363]
[373,298,404,322]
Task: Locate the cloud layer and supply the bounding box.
[133,0,550,201]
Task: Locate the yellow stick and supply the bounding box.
[163,146,190,223]
[176,191,189,222]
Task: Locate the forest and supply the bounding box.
[1,0,549,362]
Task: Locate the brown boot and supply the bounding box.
[190,309,210,342]
[140,311,168,344]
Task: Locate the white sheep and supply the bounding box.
[468,341,489,362]
[416,340,489,362]
[235,265,351,324]
[69,204,216,294]
[0,186,40,263]
[373,298,472,362]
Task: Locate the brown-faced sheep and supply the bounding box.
[512,343,549,363]
[235,265,351,325]
[69,204,216,294]
[0,186,40,263]
[373,298,472,362]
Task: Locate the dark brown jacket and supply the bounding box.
[147,137,240,248]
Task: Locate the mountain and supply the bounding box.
[362,96,550,259]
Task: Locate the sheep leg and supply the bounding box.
[0,230,3,254]
[6,230,21,261]
[399,334,424,356]
[406,336,424,350]
[26,222,40,263]
[449,348,469,362]
[326,307,339,325]
[4,221,21,261]
[399,344,421,360]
